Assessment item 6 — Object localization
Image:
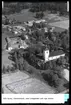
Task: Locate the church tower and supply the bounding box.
[44,48,49,62]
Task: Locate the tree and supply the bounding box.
[47,61,53,69]
[8,49,19,69]
[18,56,24,70]
[29,3,47,12]
[61,35,69,52]
[6,65,10,72]
[2,65,6,74]
[2,88,4,93]
[56,57,66,66]
[8,50,16,62]
[42,69,62,87]
[53,65,64,79]
[35,12,44,19]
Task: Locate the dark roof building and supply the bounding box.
[49,50,64,57]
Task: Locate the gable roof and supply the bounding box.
[49,50,65,57]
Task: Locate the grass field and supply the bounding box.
[49,20,69,29]
[8,9,37,22]
[2,71,56,94]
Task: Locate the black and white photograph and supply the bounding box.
[2,1,69,97]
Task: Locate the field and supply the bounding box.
[2,71,56,94]
[49,20,69,29]
[8,9,37,22]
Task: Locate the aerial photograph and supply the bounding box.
[2,2,69,94]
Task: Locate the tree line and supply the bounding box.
[2,2,68,16]
[29,2,68,16]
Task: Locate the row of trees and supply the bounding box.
[35,12,44,19]
[29,2,68,16]
[29,27,69,53]
[2,2,68,16]
[29,3,47,12]
[2,2,31,15]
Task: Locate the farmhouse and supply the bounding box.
[44,27,48,32]
[5,37,29,51]
[13,26,26,31]
[35,19,46,23]
[49,27,55,32]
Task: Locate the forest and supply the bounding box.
[2,2,68,16]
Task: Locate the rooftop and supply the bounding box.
[49,50,65,57]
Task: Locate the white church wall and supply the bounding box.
[44,49,65,62]
[44,50,49,62]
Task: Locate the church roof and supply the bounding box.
[49,50,64,57]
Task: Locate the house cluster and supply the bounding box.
[12,26,26,35]
[3,17,64,62]
[5,36,29,51]
[2,17,55,36]
[24,19,46,26]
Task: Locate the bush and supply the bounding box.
[2,65,6,74]
[2,65,18,74]
[2,88,4,94]
[42,71,63,88]
[2,2,29,15]
[35,12,44,19]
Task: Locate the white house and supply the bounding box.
[49,27,55,32]
[25,20,34,27]
[5,37,29,52]
[44,27,48,32]
[35,19,46,23]
[25,35,28,39]
[63,69,69,81]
